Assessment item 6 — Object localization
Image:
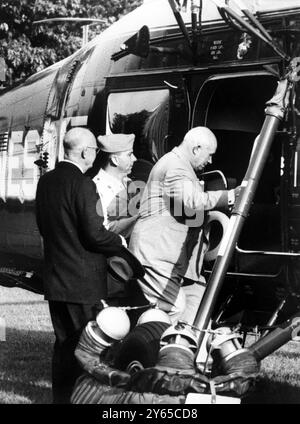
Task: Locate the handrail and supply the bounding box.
[235,245,300,257]
[205,268,283,279]
[200,169,228,189]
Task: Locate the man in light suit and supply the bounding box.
[129,127,240,324]
[35,127,123,403]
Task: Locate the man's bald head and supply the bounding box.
[63,127,97,152]
[63,127,98,172]
[180,127,217,172]
[183,127,217,151]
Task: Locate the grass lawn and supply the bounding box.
[244,339,300,404]
[0,286,53,404]
[0,285,299,404]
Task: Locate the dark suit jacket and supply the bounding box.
[35,161,122,304]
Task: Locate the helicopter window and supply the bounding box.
[107,89,170,164]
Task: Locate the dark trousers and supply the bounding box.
[48,301,102,404]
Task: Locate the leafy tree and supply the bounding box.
[0,0,142,85]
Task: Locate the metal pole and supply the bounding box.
[167,0,193,51]
[82,25,89,46]
[249,310,300,360]
[193,78,292,350]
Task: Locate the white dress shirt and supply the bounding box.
[93,169,127,228]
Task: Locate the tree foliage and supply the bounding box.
[0,0,142,85]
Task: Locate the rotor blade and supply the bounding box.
[33,18,105,25]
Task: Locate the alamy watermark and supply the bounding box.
[96,179,205,227]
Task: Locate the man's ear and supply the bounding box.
[111,154,119,167]
[192,146,199,156]
[81,148,87,159]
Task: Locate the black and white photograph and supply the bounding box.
[0,0,300,408]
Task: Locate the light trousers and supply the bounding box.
[137,267,206,325]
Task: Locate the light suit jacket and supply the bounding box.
[129,147,230,283]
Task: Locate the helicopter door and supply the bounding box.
[191,71,286,275]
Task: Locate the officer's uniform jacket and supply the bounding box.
[93,169,137,239]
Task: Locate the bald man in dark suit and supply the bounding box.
[36,127,123,403]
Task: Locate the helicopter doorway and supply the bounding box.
[192,72,283,274]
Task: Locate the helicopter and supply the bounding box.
[0,1,300,398]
